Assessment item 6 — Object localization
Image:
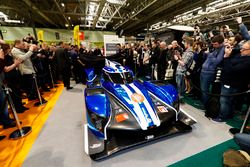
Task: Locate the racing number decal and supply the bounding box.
[157,106,169,113]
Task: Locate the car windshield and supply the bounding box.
[106,72,133,84]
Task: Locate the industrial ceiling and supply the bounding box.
[0,0,250,35]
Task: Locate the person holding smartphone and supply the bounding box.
[175,38,194,98]
[0,42,20,129]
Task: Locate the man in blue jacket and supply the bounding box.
[200,35,225,107]
[236,17,250,41]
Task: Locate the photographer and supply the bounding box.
[220,25,234,39]
[11,40,40,100]
[174,37,194,98]
[194,25,205,42]
[200,35,225,107]
[3,43,28,113]
[33,43,51,91]
[0,42,17,129]
[212,41,250,122]
[236,17,250,41]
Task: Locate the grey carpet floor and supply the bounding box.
[23,84,232,167]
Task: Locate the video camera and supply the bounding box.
[23,34,38,45]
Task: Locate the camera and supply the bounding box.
[23,34,38,45]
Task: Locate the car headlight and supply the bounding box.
[89,111,107,132]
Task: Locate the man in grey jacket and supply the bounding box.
[11,40,41,100]
[174,37,194,98]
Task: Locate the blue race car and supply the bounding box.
[84,59,196,160]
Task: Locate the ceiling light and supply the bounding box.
[65,24,69,27]
[5,19,22,23]
[61,3,65,7]
[86,16,94,21]
[107,0,126,5]
[68,17,71,20]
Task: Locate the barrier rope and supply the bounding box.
[190,80,250,97]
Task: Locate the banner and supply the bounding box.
[37,30,44,41]
[73,25,80,46]
[103,35,125,56]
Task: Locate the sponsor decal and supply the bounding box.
[90,143,102,149]
[115,113,129,123]
[131,93,144,103]
[145,135,154,140]
[157,106,169,113]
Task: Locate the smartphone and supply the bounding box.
[175,50,180,55]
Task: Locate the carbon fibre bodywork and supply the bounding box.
[84,60,194,160]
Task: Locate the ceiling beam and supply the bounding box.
[124,0,215,34]
[53,0,71,28]
[92,0,106,29]
[22,0,58,27]
[114,0,158,30]
[42,10,125,19]
[123,0,182,31]
[0,5,47,27]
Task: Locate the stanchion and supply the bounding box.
[123,59,126,67]
[49,65,55,88]
[151,64,154,80]
[33,73,47,106]
[49,65,57,89]
[229,108,250,135]
[3,86,32,140]
[133,56,137,79]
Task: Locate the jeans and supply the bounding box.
[219,85,239,119]
[0,87,12,125]
[21,74,37,98]
[234,133,250,154]
[200,72,215,106]
[176,73,185,96]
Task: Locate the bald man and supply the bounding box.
[157,41,169,81]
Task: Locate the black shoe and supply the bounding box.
[16,108,26,113]
[42,88,50,92]
[66,86,73,90]
[0,136,6,141]
[21,106,29,110]
[28,96,38,100]
[42,99,47,104]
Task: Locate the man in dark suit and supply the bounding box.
[55,42,73,90]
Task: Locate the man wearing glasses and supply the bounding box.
[212,41,250,122]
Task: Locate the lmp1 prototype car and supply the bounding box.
[84,59,196,160]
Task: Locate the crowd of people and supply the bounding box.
[0,17,249,150]
[0,37,105,132]
[119,17,250,124]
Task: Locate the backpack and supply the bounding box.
[223,149,250,167]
